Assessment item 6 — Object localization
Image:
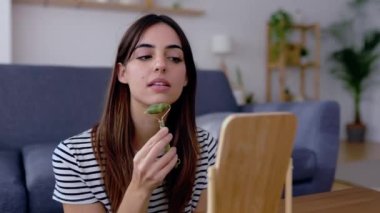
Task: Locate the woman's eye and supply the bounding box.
[137,55,152,61]
[168,57,183,63]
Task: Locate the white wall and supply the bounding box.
[0,0,12,63]
[10,0,380,142]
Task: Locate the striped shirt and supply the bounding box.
[52,128,217,212]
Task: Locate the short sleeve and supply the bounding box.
[187,128,218,212]
[52,142,97,204]
[207,135,218,167]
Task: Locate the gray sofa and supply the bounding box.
[0,64,340,213]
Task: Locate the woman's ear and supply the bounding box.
[117,63,128,84]
[184,77,188,87]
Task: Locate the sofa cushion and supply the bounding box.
[292,148,317,182]
[196,112,233,139]
[195,70,239,116]
[23,143,63,213]
[0,150,27,213]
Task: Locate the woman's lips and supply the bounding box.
[148,79,171,92]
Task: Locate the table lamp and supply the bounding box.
[211,34,232,76]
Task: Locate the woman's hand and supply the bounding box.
[130,127,178,192]
[117,127,177,212]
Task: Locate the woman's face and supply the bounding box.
[118,23,187,110]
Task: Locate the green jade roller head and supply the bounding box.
[144,103,171,128]
[144,103,180,167]
[144,103,171,152]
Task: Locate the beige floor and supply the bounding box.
[335,159,380,191]
[332,180,354,191]
[332,141,380,191]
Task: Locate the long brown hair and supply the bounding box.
[92,14,198,212]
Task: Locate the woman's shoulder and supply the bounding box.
[52,129,106,208]
[59,129,93,149]
[196,127,218,158]
[196,127,216,144]
[193,127,217,186]
[63,129,93,144]
[53,129,95,163]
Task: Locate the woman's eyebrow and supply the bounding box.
[134,43,153,50]
[134,43,182,50]
[166,44,182,50]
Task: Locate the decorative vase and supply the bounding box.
[233,89,245,106]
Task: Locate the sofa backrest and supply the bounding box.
[0,65,238,150]
[195,70,239,116]
[0,64,112,150]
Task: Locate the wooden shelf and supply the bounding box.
[265,23,321,102]
[292,23,319,30]
[268,61,319,70]
[14,0,205,16]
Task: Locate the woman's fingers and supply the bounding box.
[134,127,169,161]
[131,147,177,191]
[131,128,178,190]
[135,132,173,176]
[154,149,178,181]
[145,133,173,161]
[145,147,178,180]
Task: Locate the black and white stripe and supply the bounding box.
[52,128,217,213]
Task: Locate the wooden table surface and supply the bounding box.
[278,187,380,212]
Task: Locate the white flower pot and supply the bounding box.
[233,89,245,106]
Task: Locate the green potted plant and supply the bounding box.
[328,0,380,142]
[268,9,293,63]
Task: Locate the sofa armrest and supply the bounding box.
[249,101,340,194]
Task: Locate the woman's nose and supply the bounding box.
[154,56,166,73]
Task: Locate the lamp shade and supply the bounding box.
[211,34,231,55]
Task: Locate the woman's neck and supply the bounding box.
[130,103,161,151]
[133,118,160,151]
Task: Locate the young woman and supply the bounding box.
[52,14,217,213]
